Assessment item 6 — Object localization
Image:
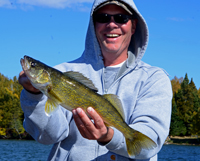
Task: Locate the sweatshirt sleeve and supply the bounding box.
[104,69,172,160]
[20,89,72,145]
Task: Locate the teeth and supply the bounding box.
[106,34,119,38]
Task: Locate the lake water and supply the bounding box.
[0,140,200,161]
[0,140,52,161]
[158,144,200,161]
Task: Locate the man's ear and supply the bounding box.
[131,19,138,35]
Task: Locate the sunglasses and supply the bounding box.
[93,13,133,24]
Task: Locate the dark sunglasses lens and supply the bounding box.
[94,14,111,23]
[114,14,130,23]
[94,14,131,24]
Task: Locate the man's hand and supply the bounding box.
[18,71,41,94]
[72,107,114,144]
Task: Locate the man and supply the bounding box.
[19,0,172,160]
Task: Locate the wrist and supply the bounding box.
[97,127,114,145]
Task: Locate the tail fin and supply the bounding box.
[125,129,157,157]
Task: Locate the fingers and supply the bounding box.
[72,107,108,140]
[87,107,105,130]
[18,70,40,93]
[18,71,32,89]
[18,71,27,85]
[72,108,95,139]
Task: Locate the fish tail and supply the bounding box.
[125,129,157,157]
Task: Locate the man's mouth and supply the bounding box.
[106,34,120,38]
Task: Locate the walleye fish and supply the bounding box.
[20,55,156,157]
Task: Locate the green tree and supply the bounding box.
[188,79,200,135]
[175,74,189,122]
[171,76,183,95]
[0,73,24,139]
[170,96,187,136]
[0,109,6,136]
[190,107,200,136]
[198,88,200,98]
[174,74,200,135]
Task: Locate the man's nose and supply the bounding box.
[106,17,118,28]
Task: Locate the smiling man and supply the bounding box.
[19,0,172,161]
[93,4,137,66]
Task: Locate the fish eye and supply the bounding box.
[31,62,36,67]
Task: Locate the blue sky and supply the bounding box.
[0,0,200,88]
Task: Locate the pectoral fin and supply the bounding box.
[45,98,60,116]
[45,85,62,116]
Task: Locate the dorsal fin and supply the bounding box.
[63,71,98,92]
[103,94,125,119]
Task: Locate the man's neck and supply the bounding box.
[103,52,128,67]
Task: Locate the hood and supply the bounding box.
[82,0,148,68]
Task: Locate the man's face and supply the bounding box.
[94,4,137,66]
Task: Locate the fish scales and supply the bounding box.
[49,70,120,122]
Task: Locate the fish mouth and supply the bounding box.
[20,58,25,70]
[20,55,30,71]
[20,55,33,80]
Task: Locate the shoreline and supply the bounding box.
[1,136,200,146]
[165,136,200,146]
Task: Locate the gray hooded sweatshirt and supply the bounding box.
[20,0,172,160]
